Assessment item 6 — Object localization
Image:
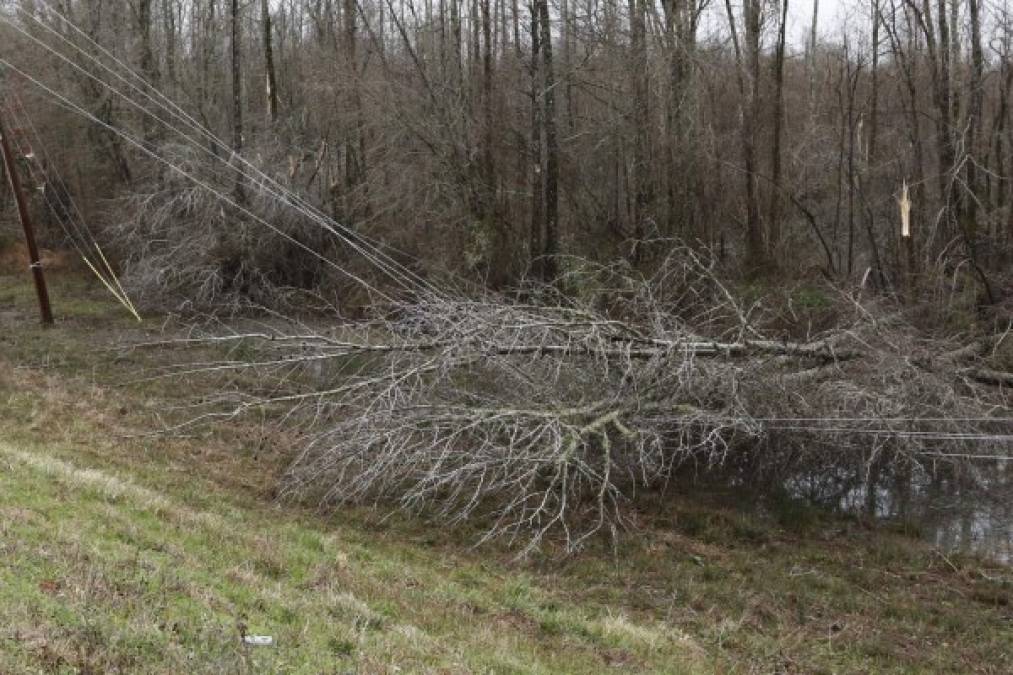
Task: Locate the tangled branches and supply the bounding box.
[139,247,1012,551]
[283,299,760,550]
[104,141,373,313]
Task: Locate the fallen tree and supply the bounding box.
[131,248,1013,551]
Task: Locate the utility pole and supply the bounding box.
[0,104,53,326]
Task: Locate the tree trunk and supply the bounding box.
[724,0,765,269]
[135,0,158,146]
[529,0,543,277]
[966,0,984,225]
[482,0,494,207]
[560,0,575,131]
[344,0,368,221]
[628,0,651,262]
[536,0,559,281]
[451,0,462,85]
[660,0,696,238]
[846,53,859,276]
[769,0,788,256]
[869,0,879,162]
[261,0,280,123]
[162,0,177,91]
[231,0,245,203]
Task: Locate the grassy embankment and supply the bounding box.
[0,268,1010,673]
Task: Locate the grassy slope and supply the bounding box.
[0,270,1011,674]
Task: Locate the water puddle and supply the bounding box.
[789,460,1013,565]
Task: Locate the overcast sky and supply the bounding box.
[697,0,856,52]
[788,0,850,44]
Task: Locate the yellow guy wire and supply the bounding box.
[81,249,142,323]
[93,242,141,320]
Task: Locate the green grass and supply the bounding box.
[1,438,705,673]
[791,286,832,310]
[0,268,1011,673]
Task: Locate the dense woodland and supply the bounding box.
[0,0,1010,309]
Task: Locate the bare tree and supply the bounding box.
[535,0,559,281]
[230,0,245,203]
[769,0,789,255]
[261,0,280,123]
[7,0,1013,299]
[724,0,765,268]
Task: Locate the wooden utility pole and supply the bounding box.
[0,107,53,325]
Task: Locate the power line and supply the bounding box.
[0,57,399,303]
[8,3,445,298]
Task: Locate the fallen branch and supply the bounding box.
[960,367,1013,388]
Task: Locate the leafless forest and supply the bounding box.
[0,0,1009,293]
[1,0,1011,548]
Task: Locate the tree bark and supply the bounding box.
[724,0,765,269]
[529,0,543,277]
[869,0,879,162]
[261,0,280,123]
[231,0,245,203]
[536,0,559,281]
[966,0,984,224]
[769,0,788,256]
[628,0,651,262]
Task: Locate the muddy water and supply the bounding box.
[829,461,1013,564]
[922,492,1013,564]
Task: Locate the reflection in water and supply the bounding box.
[786,459,1013,565]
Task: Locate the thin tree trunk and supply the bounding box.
[162,0,177,91]
[808,0,818,61]
[536,0,559,281]
[135,0,158,146]
[628,0,650,261]
[724,0,765,268]
[231,0,245,203]
[561,0,575,131]
[261,0,280,123]
[451,0,462,84]
[529,0,543,277]
[661,0,691,237]
[482,0,494,204]
[769,0,788,256]
[344,0,368,220]
[869,0,879,161]
[846,54,860,276]
[990,63,1012,213]
[966,0,984,224]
